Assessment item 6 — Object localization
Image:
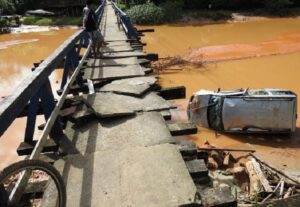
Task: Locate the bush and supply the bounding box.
[0,0,16,14]
[264,0,292,13]
[0,17,9,28]
[35,18,53,26]
[126,2,165,25]
[117,3,127,11]
[22,16,82,26]
[54,16,82,26]
[160,0,183,22]
[22,16,40,25]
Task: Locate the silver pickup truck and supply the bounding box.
[188,88,297,133]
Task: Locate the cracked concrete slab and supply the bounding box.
[97,76,157,96]
[102,51,147,59]
[83,65,145,81]
[43,144,197,207]
[86,57,139,67]
[101,45,134,53]
[60,112,174,154]
[83,92,176,117]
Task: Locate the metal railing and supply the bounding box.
[2,1,106,204]
[111,1,138,39]
[0,1,105,152]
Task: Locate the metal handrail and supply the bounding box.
[111,1,138,39]
[0,0,106,138]
[6,1,106,204]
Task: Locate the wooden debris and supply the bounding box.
[251,158,272,193]
[283,187,295,199]
[197,147,255,153]
[260,194,300,207]
[261,180,282,203]
[211,150,224,168]
[279,180,285,197]
[232,167,249,191]
[207,157,219,170]
[250,153,300,186]
[223,152,233,167]
[245,159,264,197]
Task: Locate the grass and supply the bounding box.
[22,16,82,26]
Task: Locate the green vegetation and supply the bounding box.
[117,3,127,11]
[0,0,40,14]
[0,16,8,27]
[123,0,300,24]
[126,3,164,24]
[0,16,9,33]
[188,10,232,21]
[22,16,82,26]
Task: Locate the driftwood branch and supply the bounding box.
[250,153,300,186]
[198,148,255,153]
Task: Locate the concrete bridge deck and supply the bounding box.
[43,2,199,206]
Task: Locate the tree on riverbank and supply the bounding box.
[122,0,298,24]
[0,0,40,14]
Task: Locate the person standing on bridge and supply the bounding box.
[83,0,104,58]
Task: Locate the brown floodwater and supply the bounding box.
[139,18,300,178]
[0,28,77,169]
[1,18,300,178]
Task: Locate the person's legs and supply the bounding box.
[89,31,99,58]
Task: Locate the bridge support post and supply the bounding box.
[120,15,137,39]
[24,93,39,143]
[23,78,63,145]
[60,47,79,92]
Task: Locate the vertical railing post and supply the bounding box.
[39,79,63,141]
[24,78,63,145]
[24,93,39,143]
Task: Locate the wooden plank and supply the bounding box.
[0,30,84,137]
[17,139,58,156]
[185,159,208,179]
[177,141,198,159]
[159,86,186,100]
[252,158,273,193]
[138,58,150,66]
[168,122,198,136]
[138,29,155,33]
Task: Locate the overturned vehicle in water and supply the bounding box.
[188,88,297,133]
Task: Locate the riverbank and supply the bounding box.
[9,25,79,34]
[170,11,300,26]
[22,16,82,26]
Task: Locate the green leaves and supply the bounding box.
[126,2,165,25]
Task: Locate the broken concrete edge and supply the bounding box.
[168,122,198,136]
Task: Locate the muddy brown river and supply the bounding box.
[1,18,300,178]
[0,28,77,169]
[139,17,300,179]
